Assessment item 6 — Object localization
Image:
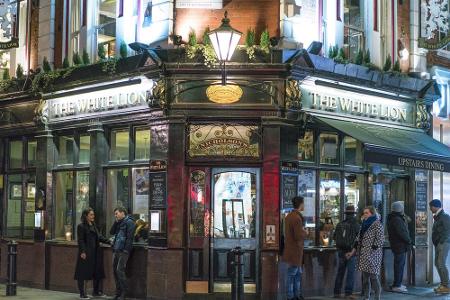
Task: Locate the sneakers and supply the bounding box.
[79,295,90,300]
[92,291,108,298]
[391,286,407,292]
[435,285,450,293]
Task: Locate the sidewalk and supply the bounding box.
[1,284,450,299]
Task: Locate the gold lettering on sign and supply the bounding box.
[307,91,408,122]
[398,157,445,171]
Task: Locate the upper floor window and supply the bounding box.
[344,0,364,61]
[98,0,117,58]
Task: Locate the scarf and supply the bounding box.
[360,215,377,236]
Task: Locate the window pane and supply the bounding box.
[190,170,206,237]
[58,136,74,165]
[213,172,256,239]
[27,140,37,167]
[98,0,117,58]
[344,136,363,166]
[75,171,90,238]
[298,130,314,162]
[9,140,23,169]
[55,171,74,240]
[319,171,341,246]
[132,168,149,220]
[6,174,22,237]
[344,173,364,215]
[79,135,90,164]
[106,168,129,234]
[320,133,339,165]
[135,129,150,160]
[110,129,129,161]
[298,169,316,246]
[24,174,36,239]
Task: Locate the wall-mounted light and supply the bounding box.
[208,11,242,85]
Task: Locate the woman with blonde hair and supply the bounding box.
[134,219,149,242]
[346,206,384,300]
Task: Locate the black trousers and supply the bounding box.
[77,278,102,295]
[113,251,130,296]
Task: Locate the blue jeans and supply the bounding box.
[435,242,450,286]
[334,250,356,295]
[393,251,406,287]
[286,265,302,299]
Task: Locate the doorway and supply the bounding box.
[186,167,260,294]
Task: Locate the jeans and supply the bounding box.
[334,250,356,295]
[435,242,450,286]
[362,272,381,300]
[393,251,406,287]
[113,251,130,296]
[286,265,302,299]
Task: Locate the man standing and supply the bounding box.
[110,207,136,300]
[333,204,360,299]
[430,199,450,294]
[387,201,411,292]
[283,196,308,300]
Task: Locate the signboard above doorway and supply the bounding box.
[175,0,223,8]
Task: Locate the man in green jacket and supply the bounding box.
[430,199,450,294]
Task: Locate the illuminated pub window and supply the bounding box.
[320,133,339,165]
[298,130,314,162]
[135,128,151,160]
[319,171,341,246]
[57,136,75,165]
[5,138,36,239]
[189,170,206,237]
[79,135,90,164]
[344,136,363,166]
[110,129,129,161]
[298,169,316,246]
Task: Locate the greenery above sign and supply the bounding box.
[299,82,415,126]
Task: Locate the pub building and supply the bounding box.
[0,45,449,299]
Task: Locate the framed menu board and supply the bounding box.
[149,171,166,208]
[281,174,298,209]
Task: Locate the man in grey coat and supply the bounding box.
[430,199,450,294]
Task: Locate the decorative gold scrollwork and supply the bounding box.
[416,103,431,130]
[285,79,302,110]
[148,77,167,110]
[34,99,49,125]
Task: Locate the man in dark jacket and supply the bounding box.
[387,201,411,292]
[430,199,450,294]
[283,196,308,300]
[333,204,360,299]
[110,207,136,300]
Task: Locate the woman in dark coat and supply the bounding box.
[74,208,110,299]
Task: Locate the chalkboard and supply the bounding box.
[416,181,427,212]
[282,174,298,209]
[149,172,166,208]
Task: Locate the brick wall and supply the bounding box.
[174,0,280,44]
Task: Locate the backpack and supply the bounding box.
[334,219,358,250]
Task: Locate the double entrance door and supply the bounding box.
[186,167,259,293]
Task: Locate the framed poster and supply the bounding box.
[10,183,21,198]
[27,183,36,198]
[133,168,150,215]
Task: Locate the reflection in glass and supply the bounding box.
[344,173,364,215]
[320,133,339,164]
[319,171,341,246]
[9,140,23,169]
[190,170,206,237]
[55,171,74,240]
[132,168,149,220]
[298,169,316,246]
[213,172,256,239]
[298,130,314,162]
[344,136,363,166]
[76,171,90,237]
[106,168,129,234]
[24,174,36,239]
[58,136,74,165]
[110,130,129,161]
[135,129,150,160]
[6,174,22,237]
[27,140,37,167]
[344,0,364,60]
[79,135,90,164]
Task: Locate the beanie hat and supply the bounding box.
[345,204,356,214]
[391,201,404,213]
[429,199,442,208]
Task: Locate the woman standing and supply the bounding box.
[346,206,384,300]
[74,208,110,299]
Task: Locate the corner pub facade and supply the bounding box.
[0,48,449,299]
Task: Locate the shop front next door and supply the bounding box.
[186,167,259,294]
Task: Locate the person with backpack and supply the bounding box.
[333,204,360,299]
[110,207,136,300]
[387,201,411,292]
